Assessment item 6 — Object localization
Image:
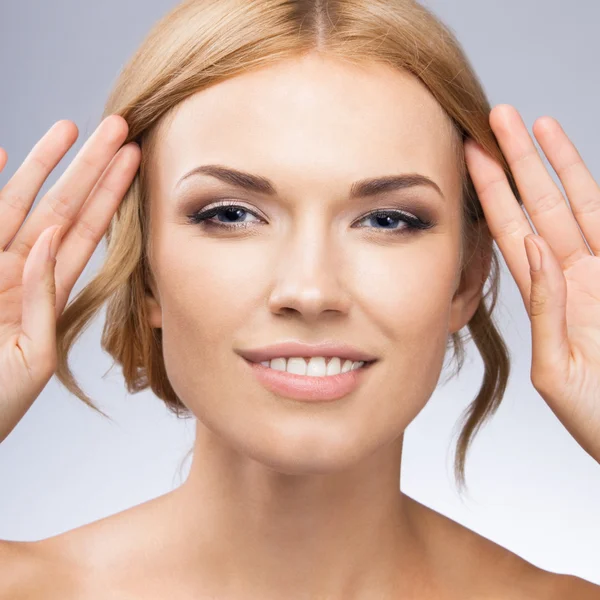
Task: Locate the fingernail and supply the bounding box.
[49,226,63,260]
[525,236,542,272]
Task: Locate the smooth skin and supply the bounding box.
[466,108,600,467]
[0,116,140,443]
[0,69,599,600]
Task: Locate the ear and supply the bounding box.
[145,280,163,329]
[448,221,493,335]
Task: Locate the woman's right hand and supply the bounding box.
[0,116,141,444]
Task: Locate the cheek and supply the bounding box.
[156,241,262,374]
[355,239,459,398]
[157,234,458,349]
[155,231,458,412]
[154,243,261,412]
[355,240,458,331]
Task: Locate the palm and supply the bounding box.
[0,252,28,333]
[0,115,140,444]
[465,104,600,464]
[565,257,600,333]
[560,257,600,417]
[0,251,40,424]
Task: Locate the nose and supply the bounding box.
[266,229,352,323]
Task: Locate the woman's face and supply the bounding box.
[145,53,482,473]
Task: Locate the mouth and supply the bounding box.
[244,357,378,369]
[241,357,377,402]
[236,342,379,366]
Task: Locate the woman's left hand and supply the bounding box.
[464,104,600,464]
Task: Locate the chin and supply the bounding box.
[231,420,381,476]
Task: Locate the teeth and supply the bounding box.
[259,356,365,376]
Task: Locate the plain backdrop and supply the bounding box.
[0,0,599,584]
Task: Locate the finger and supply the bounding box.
[53,142,141,316]
[489,104,590,270]
[0,148,7,173]
[531,116,600,257]
[19,225,63,374]
[0,121,79,251]
[6,115,129,260]
[524,234,570,385]
[464,138,535,306]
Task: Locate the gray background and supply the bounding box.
[0,0,599,583]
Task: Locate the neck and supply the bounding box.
[155,420,433,598]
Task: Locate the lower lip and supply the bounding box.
[242,358,376,402]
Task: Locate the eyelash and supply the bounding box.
[186,200,435,235]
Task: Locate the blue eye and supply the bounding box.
[187,202,435,234]
[357,210,433,233]
[189,204,261,228]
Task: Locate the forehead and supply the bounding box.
[153,54,460,196]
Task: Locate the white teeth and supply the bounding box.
[259,356,365,376]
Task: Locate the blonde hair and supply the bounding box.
[55,0,521,496]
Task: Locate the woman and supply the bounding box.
[0,0,598,596]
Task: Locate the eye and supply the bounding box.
[187,202,261,228]
[187,201,435,235]
[354,210,434,233]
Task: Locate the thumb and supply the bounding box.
[524,234,570,380]
[20,225,63,370]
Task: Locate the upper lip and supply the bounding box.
[236,341,379,364]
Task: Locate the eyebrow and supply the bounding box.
[174,164,444,200]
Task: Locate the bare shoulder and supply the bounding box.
[562,575,600,599]
[0,493,174,598]
[0,519,135,599]
[403,493,600,599]
[0,527,112,599]
[0,540,30,598]
[480,539,600,599]
[530,569,600,600]
[0,538,72,599]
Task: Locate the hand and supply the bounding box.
[464,104,600,464]
[0,116,141,443]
